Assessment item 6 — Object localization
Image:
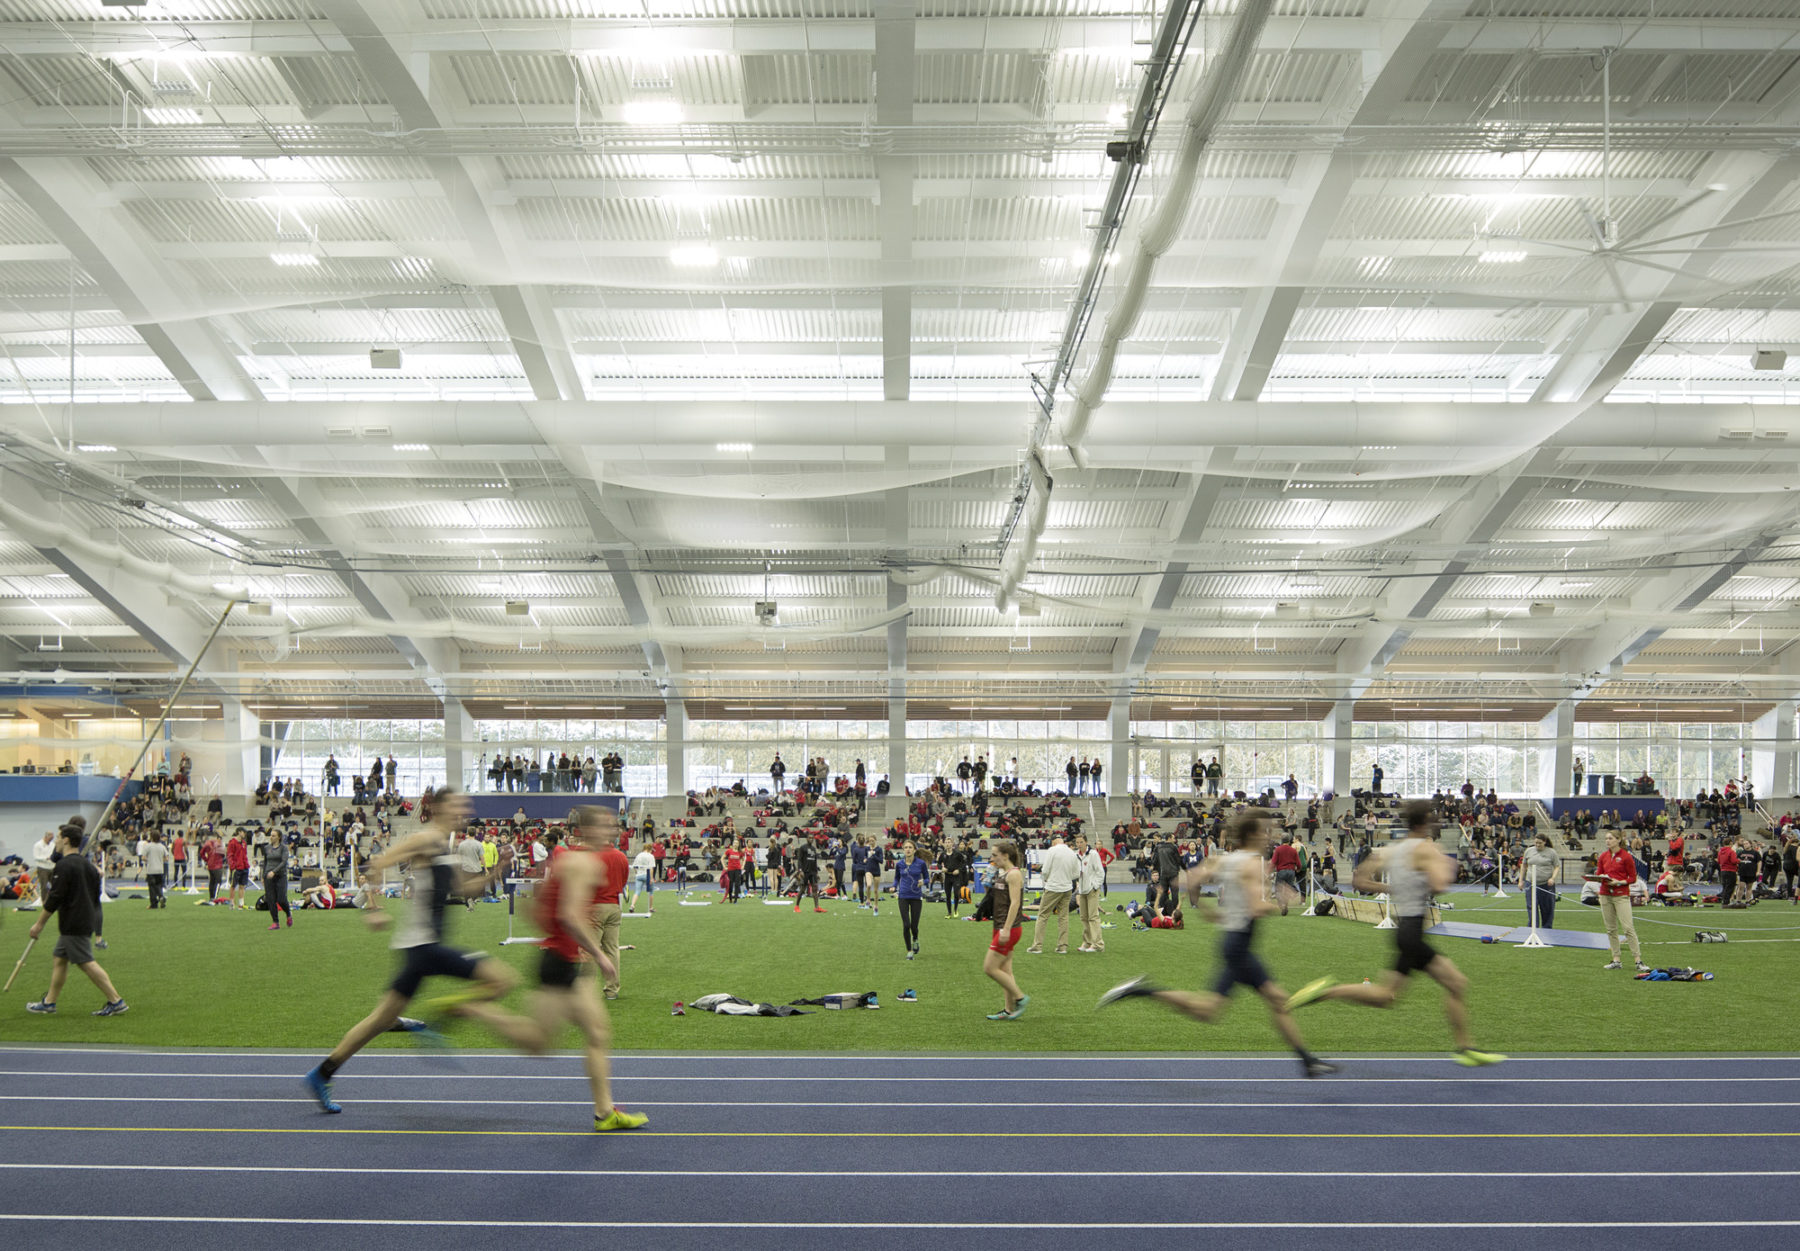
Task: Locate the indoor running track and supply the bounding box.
[0,1046,1796,1249]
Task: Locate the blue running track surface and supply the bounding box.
[1,1046,1796,1250]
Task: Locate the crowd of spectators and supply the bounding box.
[481,751,624,793]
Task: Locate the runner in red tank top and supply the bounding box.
[456,806,646,1133]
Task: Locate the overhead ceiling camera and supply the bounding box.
[755,600,779,626]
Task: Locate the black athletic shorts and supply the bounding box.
[538,949,582,990]
[390,942,483,998]
[1393,915,1437,975]
[1211,926,1270,997]
[230,868,249,887]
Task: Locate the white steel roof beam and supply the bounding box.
[316,0,584,404]
[8,17,1797,58]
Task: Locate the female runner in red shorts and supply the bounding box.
[983,840,1028,1020]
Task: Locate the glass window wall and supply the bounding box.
[467,718,665,795]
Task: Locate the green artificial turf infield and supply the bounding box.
[0,885,1789,1053]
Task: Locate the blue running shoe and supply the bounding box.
[303,1066,341,1114]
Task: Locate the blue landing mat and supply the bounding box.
[1428,920,1611,949]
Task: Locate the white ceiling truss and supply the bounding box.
[0,0,1795,716]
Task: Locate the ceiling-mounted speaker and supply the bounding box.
[505,600,530,616]
[1752,349,1788,371]
[370,348,402,370]
[1528,601,1555,617]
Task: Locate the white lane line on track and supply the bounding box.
[5,1096,1796,1110]
[3,1164,1797,1180]
[1,1216,1798,1231]
[0,1047,1791,1063]
[5,1070,1798,1085]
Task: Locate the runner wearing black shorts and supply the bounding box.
[303,788,530,1114]
[1098,812,1336,1078]
[1285,800,1505,1067]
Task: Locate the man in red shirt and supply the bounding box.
[1269,835,1302,914]
[596,829,628,1000]
[1596,830,1646,971]
[1666,831,1685,883]
[722,842,743,903]
[1716,838,1740,908]
[200,835,225,903]
[225,832,250,910]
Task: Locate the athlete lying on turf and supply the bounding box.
[1099,811,1337,1078]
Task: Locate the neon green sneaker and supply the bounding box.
[1285,976,1333,1012]
[594,1108,649,1132]
[416,986,489,1017]
[1454,1048,1507,1067]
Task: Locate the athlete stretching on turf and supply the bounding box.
[1285,799,1504,1067]
[1098,812,1337,1078]
[303,787,530,1113]
[452,807,646,1133]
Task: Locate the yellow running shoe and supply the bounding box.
[1454,1049,1507,1067]
[594,1108,649,1132]
[1285,976,1332,1012]
[416,986,490,1017]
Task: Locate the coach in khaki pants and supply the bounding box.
[1074,833,1105,953]
[1027,834,1080,954]
[597,832,629,999]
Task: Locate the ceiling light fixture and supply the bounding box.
[715,442,753,452]
[392,443,429,452]
[270,251,320,266]
[76,443,117,453]
[622,100,684,126]
[670,244,719,268]
[1478,250,1527,264]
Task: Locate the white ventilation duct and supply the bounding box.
[21,402,1797,457]
[994,1,1277,611]
[0,494,248,604]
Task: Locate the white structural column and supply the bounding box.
[665,699,687,795]
[219,701,260,799]
[444,698,473,793]
[1751,701,1797,801]
[887,701,907,795]
[1108,698,1130,796]
[1544,700,1576,800]
[1323,701,1353,798]
[874,0,917,400]
[885,447,910,790]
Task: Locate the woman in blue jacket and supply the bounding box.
[894,841,929,959]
